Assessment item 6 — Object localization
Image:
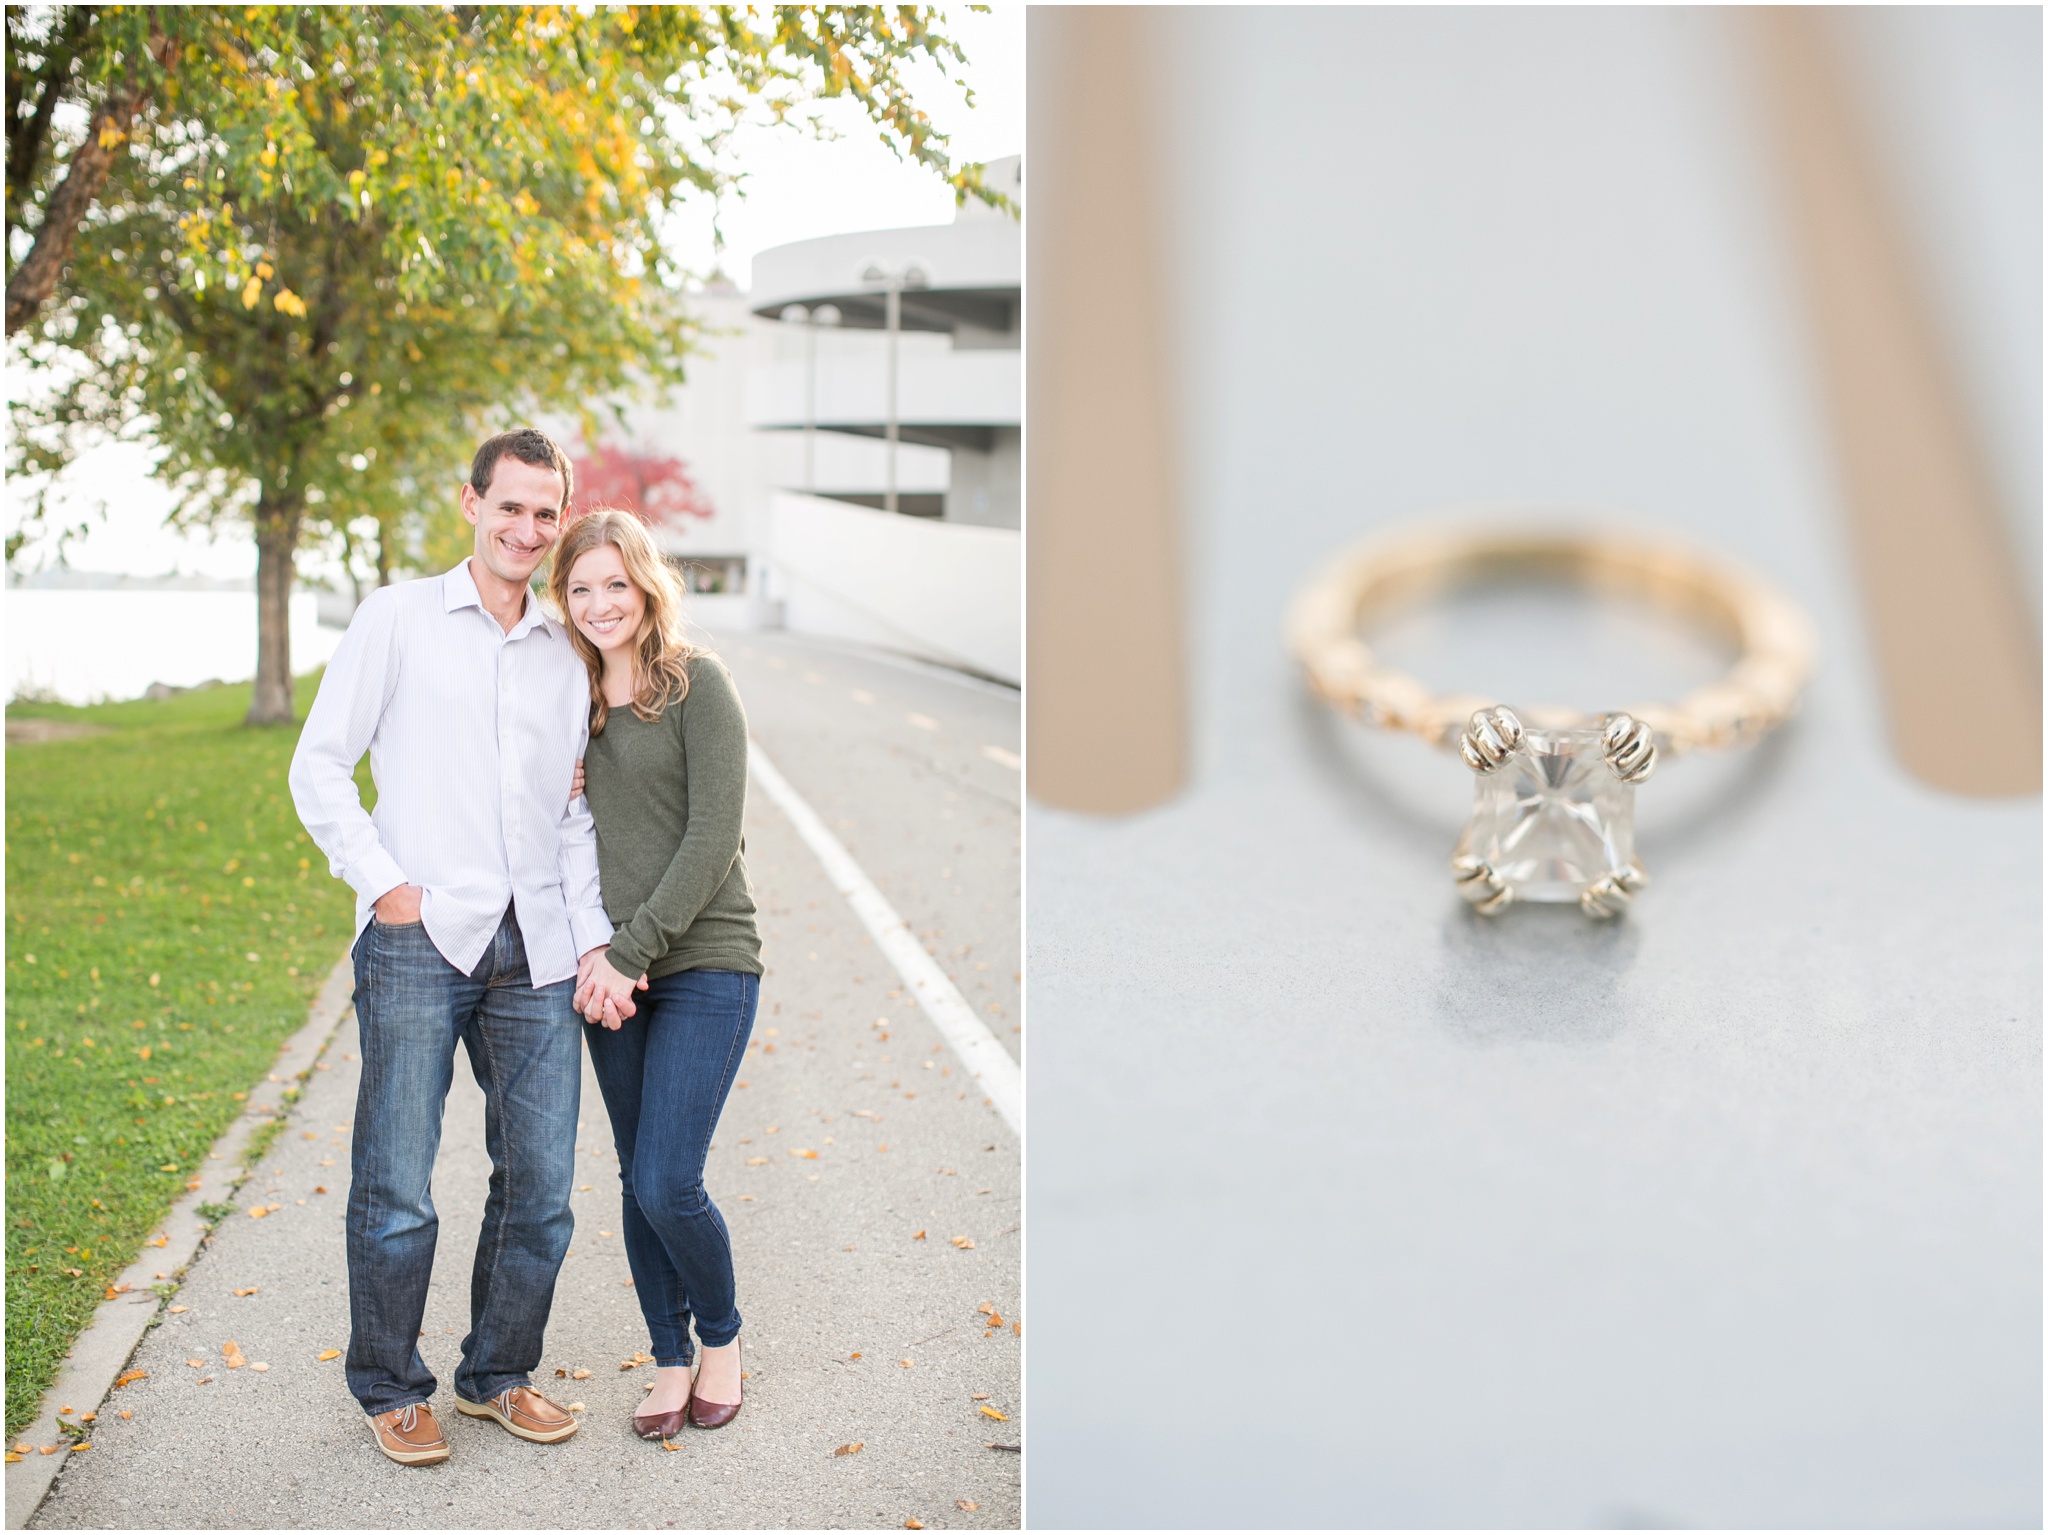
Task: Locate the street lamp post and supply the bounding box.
[860,260,931,515]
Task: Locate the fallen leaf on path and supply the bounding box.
[979,1405,1008,1421]
[313,1187,327,1195]
[118,1411,131,1420]
[957,1501,980,1512]
[746,1157,769,1166]
[248,1362,269,1372]
[834,1442,864,1456]
[661,1439,679,1452]
[70,1443,89,1453]
[147,1235,168,1248]
[186,1359,205,1369]
[4,1454,19,1464]
[571,1368,592,1379]
[951,1236,975,1250]
[222,1341,246,1369]
[911,1230,926,1241]
[619,1361,640,1371]
[972,1393,989,1401]
[113,1370,146,1388]
[790,1148,819,1159]
[247,1207,269,1220]
[848,1352,862,1361]
[167,1305,188,1314]
[318,1350,341,1361]
[598,1230,613,1237]
[233,1287,259,1297]
[899,1359,913,1369]
[904,1520,925,1530]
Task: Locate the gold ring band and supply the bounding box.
[1287,525,1816,757]
[1286,521,1817,918]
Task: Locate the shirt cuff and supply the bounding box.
[346,847,409,906]
[570,905,616,959]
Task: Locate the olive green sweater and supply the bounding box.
[584,653,763,980]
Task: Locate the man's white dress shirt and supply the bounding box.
[289,559,613,987]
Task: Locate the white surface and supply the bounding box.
[767,493,1021,684]
[6,589,342,704]
[748,744,1021,1133]
[1026,9,2039,1529]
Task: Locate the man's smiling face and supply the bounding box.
[461,456,566,588]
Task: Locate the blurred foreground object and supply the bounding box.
[1751,7,2040,795]
[1025,6,1185,813]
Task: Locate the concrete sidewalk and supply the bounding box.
[29,780,1021,1530]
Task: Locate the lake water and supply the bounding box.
[7,589,345,706]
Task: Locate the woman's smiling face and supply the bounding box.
[564,541,646,657]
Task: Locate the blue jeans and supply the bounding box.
[344,910,580,1415]
[583,968,759,1366]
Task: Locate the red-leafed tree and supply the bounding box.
[571,443,716,527]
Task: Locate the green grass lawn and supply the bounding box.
[5,676,371,1436]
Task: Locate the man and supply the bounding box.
[290,427,624,1465]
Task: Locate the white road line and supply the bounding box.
[749,743,1022,1135]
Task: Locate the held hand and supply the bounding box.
[569,758,586,803]
[374,884,424,925]
[579,953,644,1025]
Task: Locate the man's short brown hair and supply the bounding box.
[469,427,573,507]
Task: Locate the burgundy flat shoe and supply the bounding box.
[633,1407,689,1441]
[688,1341,743,1430]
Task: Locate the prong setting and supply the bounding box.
[1600,712,1657,784]
[1451,854,1512,915]
[1579,863,1648,919]
[1459,706,1525,775]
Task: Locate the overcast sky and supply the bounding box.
[8,3,1022,581]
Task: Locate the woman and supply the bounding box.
[550,508,762,1441]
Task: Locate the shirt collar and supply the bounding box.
[442,558,556,640]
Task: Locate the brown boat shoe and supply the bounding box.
[454,1384,578,1443]
[367,1402,451,1465]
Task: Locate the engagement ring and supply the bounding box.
[1287,524,1816,918]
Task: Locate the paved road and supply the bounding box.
[716,633,1021,1069]
[33,632,1021,1531]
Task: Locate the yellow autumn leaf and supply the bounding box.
[978,1405,1008,1421]
[950,1236,975,1250]
[318,1350,341,1361]
[834,1442,863,1456]
[240,277,262,309]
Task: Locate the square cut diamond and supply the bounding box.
[1456,725,1636,902]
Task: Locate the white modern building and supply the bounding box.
[599,157,1021,684]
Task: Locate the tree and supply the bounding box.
[9,5,996,723]
[571,442,717,526]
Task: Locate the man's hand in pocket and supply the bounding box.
[374,884,424,925]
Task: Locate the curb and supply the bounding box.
[5,957,357,1531]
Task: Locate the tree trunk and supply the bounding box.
[3,27,165,334]
[248,499,302,726]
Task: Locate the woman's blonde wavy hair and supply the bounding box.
[547,507,696,736]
